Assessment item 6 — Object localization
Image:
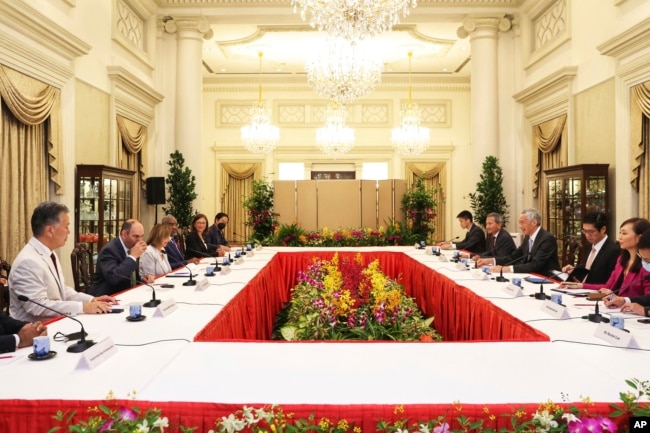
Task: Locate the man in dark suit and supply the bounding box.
[472,212,516,260]
[89,219,151,297]
[161,215,200,269]
[206,212,230,254]
[479,208,560,276]
[438,210,486,255]
[562,212,619,284]
[0,312,46,353]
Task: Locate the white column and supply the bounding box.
[164,17,212,208]
[458,15,511,181]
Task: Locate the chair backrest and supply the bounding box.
[71,243,94,292]
[177,228,190,257]
[562,235,583,267]
[0,257,10,314]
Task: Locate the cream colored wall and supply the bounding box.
[75,80,111,164]
[204,79,471,239]
[573,79,615,165]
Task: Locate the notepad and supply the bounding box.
[551,266,589,283]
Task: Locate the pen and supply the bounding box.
[608,293,614,302]
[573,303,597,307]
[0,355,14,359]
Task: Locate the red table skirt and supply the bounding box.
[0,399,626,433]
[195,251,549,342]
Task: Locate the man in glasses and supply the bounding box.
[562,212,619,285]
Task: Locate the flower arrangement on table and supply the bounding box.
[272,219,406,247]
[276,253,441,341]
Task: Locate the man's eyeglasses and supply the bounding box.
[167,223,179,227]
[581,229,598,235]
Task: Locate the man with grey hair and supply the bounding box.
[478,208,560,276]
[471,212,516,261]
[10,201,115,322]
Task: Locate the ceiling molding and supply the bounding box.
[157,0,523,7]
[107,65,164,125]
[513,66,577,125]
[597,17,650,61]
[203,79,470,93]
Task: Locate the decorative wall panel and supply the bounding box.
[116,0,144,50]
[533,0,566,51]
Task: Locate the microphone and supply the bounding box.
[531,283,550,300]
[110,272,162,308]
[494,254,529,283]
[231,232,247,243]
[156,251,175,289]
[17,295,94,353]
[180,263,197,287]
[581,300,610,323]
[232,233,248,255]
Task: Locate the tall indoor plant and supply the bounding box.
[243,178,278,245]
[162,150,198,228]
[401,178,437,244]
[468,156,509,226]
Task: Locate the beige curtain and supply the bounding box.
[117,115,147,219]
[631,82,650,216]
[533,114,567,201]
[405,162,446,242]
[220,163,260,242]
[0,65,61,262]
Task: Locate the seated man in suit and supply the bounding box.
[470,212,516,261]
[206,212,230,254]
[161,215,200,269]
[559,212,619,286]
[478,208,560,276]
[0,311,46,353]
[438,210,486,255]
[9,202,114,322]
[89,219,152,297]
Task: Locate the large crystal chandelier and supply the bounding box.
[241,52,280,154]
[291,0,418,40]
[391,52,430,155]
[305,37,383,105]
[316,102,355,157]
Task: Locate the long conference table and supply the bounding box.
[1,246,647,432]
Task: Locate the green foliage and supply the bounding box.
[162,150,198,228]
[401,179,437,244]
[468,156,509,227]
[243,178,278,245]
[273,223,305,247]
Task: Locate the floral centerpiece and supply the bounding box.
[401,178,437,244]
[272,219,405,247]
[277,253,441,341]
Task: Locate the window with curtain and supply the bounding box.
[0,65,62,262]
[220,163,261,242]
[117,115,147,219]
[405,162,446,242]
[631,82,650,217]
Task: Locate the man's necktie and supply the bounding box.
[50,253,59,276]
[585,246,597,270]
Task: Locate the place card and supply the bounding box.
[195,277,210,291]
[502,282,524,297]
[247,250,255,257]
[234,257,245,265]
[471,269,488,280]
[154,298,178,317]
[76,337,117,370]
[438,255,448,262]
[594,322,637,348]
[455,262,468,271]
[220,266,231,275]
[540,300,569,319]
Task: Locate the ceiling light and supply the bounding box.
[241,52,280,154]
[291,0,418,40]
[316,102,355,157]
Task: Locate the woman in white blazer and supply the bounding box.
[139,223,173,279]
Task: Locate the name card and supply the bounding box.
[76,337,117,370]
[234,257,245,265]
[438,255,448,262]
[455,262,468,271]
[247,250,255,257]
[471,269,488,280]
[196,277,210,291]
[154,298,178,317]
[594,322,637,348]
[540,300,569,319]
[220,266,231,275]
[502,282,524,298]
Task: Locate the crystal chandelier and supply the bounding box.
[316,102,355,157]
[305,37,383,105]
[291,0,418,40]
[391,52,430,155]
[241,52,280,154]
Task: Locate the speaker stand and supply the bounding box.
[154,204,159,223]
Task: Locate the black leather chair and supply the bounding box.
[0,257,11,315]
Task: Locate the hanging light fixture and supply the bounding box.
[391,51,430,156]
[291,0,418,40]
[316,102,355,157]
[305,37,383,105]
[241,52,280,154]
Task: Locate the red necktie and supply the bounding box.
[50,253,59,275]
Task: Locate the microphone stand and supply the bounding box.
[181,263,197,287]
[532,284,550,300]
[17,295,95,353]
[186,248,221,271]
[582,300,610,323]
[495,254,529,283]
[142,280,162,307]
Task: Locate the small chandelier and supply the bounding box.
[316,102,355,157]
[391,51,430,156]
[291,0,418,40]
[305,37,383,105]
[241,52,280,154]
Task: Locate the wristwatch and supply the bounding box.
[644,306,650,317]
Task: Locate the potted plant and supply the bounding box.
[162,151,198,228]
[243,178,278,245]
[468,156,509,227]
[401,179,437,244]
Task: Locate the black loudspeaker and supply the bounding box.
[146,177,166,205]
